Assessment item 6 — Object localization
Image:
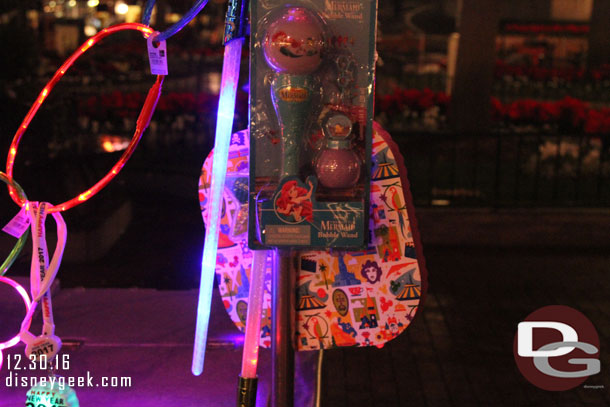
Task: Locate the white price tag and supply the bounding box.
[147,35,168,76]
[2,206,30,238]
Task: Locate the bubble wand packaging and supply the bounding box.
[249,0,378,250]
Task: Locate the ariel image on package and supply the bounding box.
[249,1,377,249]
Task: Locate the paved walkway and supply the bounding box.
[323,247,610,407]
[1,284,269,407]
[1,247,608,407]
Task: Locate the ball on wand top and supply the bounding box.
[263,7,325,75]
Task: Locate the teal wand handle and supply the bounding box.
[270,73,314,179]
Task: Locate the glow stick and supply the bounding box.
[192,36,244,376]
[0,276,32,351]
[240,250,268,378]
[141,0,155,25]
[0,172,29,276]
[155,0,209,42]
[141,0,209,41]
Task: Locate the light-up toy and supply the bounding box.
[244,3,424,406]
[1,20,172,407]
[5,23,163,212]
[262,8,327,406]
[192,0,247,377]
[263,7,325,179]
[0,172,29,276]
[0,205,76,406]
[0,276,28,372]
[0,276,32,358]
[314,113,361,188]
[2,198,75,407]
[0,173,31,372]
[237,249,269,407]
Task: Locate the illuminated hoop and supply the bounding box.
[0,276,32,350]
[6,23,164,213]
[0,172,29,276]
[142,0,209,42]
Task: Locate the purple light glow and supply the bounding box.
[192,37,245,376]
[0,276,32,351]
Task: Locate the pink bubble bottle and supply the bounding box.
[314,113,361,189]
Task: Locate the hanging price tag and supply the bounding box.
[147,34,168,76]
[2,206,30,238]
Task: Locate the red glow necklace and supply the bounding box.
[6,23,164,213]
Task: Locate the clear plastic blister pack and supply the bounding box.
[249,0,378,250]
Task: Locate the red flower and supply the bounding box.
[401,88,422,109]
[435,91,450,107]
[156,95,171,112]
[417,88,436,110]
[557,96,588,128]
[507,99,539,122]
[585,108,610,134]
[538,102,560,123]
[490,97,505,121]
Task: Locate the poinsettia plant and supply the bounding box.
[495,61,610,83]
[375,88,610,134]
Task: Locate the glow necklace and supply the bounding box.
[6,23,163,213]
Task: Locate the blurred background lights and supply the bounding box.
[100,136,130,153]
[115,2,129,15]
[84,25,97,36]
[86,0,99,8]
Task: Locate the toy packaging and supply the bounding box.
[248,0,378,249]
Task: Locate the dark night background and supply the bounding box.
[1,0,608,289]
[0,1,609,406]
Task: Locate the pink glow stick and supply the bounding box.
[240,250,269,378]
